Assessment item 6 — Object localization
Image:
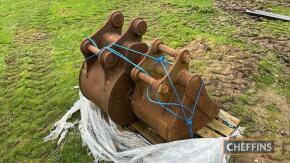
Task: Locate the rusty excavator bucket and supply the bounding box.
[79,11,220,141]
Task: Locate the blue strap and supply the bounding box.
[146,86,192,120]
[186,119,193,138]
[105,47,148,74]
[85,36,100,61]
[159,59,188,120]
[85,54,97,61]
[107,46,190,121]
[112,43,157,61]
[190,80,204,119]
[186,80,204,138]
[85,36,204,138]
[87,36,98,48]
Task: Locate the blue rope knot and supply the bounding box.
[186,119,194,138]
[185,119,192,126]
[155,56,166,63]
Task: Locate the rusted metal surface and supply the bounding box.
[79,11,148,125]
[79,11,220,141]
[131,39,219,141]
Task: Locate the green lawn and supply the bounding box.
[0,0,289,162]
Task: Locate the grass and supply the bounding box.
[0,0,289,162]
[255,54,285,85]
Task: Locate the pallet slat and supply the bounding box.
[196,126,223,138]
[218,109,240,127]
[206,119,234,136]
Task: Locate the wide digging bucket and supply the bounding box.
[79,11,220,141]
[79,11,148,125]
[130,39,220,141]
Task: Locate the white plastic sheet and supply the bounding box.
[45,92,244,163]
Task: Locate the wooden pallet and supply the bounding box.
[128,109,240,144]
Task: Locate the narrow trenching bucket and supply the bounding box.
[79,11,220,141]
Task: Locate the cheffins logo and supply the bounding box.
[224,140,274,154]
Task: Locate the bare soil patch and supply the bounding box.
[14,29,48,43]
[186,39,260,96]
[215,0,290,12]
